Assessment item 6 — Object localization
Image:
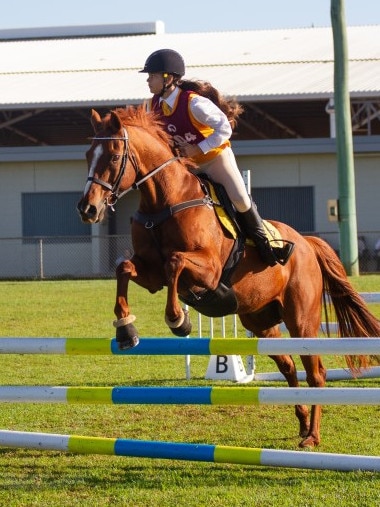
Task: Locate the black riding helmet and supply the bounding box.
[139,49,185,77]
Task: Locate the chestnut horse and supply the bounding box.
[77,106,380,448]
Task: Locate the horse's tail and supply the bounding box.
[305,235,380,371]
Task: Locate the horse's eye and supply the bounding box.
[111,155,121,163]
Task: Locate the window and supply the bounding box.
[22,192,90,240]
[253,186,315,233]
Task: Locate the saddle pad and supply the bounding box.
[209,184,237,238]
[209,184,283,247]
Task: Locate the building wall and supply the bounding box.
[0,145,379,277]
[0,159,86,236]
[0,156,97,277]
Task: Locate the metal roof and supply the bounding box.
[0,21,165,41]
[0,25,379,109]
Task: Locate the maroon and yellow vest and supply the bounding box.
[149,89,230,164]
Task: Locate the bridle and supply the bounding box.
[89,127,135,209]
[89,127,179,210]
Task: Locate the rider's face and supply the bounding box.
[147,73,165,94]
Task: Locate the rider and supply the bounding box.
[139,48,294,267]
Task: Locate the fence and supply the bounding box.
[0,231,379,279]
[0,235,133,279]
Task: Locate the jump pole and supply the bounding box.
[1,337,380,356]
[0,430,378,472]
[0,386,380,405]
[255,366,380,382]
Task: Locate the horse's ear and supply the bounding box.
[109,110,123,134]
[91,109,102,133]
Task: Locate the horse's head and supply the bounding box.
[77,109,138,223]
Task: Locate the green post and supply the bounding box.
[330,0,359,275]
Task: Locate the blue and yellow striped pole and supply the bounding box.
[0,386,379,405]
[0,337,380,355]
[0,430,379,472]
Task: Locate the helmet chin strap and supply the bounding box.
[160,73,174,97]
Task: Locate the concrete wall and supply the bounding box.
[0,141,379,277]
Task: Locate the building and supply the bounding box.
[0,22,379,277]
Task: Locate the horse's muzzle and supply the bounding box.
[77,199,104,223]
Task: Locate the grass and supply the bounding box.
[0,276,379,506]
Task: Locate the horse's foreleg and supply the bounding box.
[164,252,192,337]
[164,250,220,337]
[114,259,140,350]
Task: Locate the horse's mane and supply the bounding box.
[110,105,171,146]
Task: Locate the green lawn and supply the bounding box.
[0,277,379,506]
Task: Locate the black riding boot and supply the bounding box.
[237,203,294,267]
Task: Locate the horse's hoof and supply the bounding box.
[118,336,140,350]
[170,310,192,337]
[299,436,318,448]
[116,323,139,350]
[171,324,192,337]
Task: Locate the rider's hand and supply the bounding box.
[178,142,203,158]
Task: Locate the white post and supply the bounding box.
[184,305,191,380]
[39,238,44,280]
[242,169,255,376]
[326,98,336,139]
[242,169,251,195]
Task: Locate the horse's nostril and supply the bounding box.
[77,202,98,221]
[87,205,98,217]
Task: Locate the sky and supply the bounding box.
[1,0,379,33]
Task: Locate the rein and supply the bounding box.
[117,155,181,200]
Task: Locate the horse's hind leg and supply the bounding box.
[240,316,311,441]
[269,354,310,439]
[297,355,327,448]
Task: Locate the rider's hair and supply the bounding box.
[178,79,243,130]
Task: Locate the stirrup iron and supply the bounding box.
[270,240,295,266]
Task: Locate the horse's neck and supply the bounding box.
[139,158,201,211]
